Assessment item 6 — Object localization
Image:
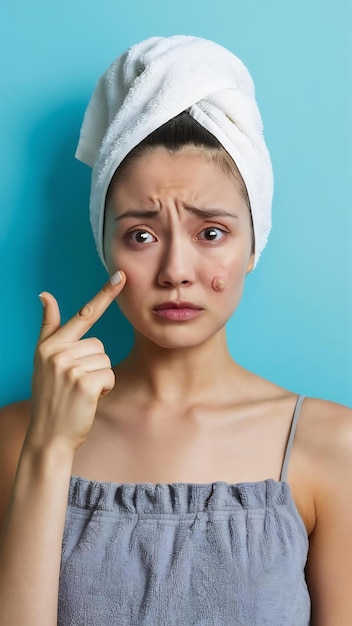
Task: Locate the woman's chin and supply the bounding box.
[132,323,227,352]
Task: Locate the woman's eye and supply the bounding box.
[128,229,156,244]
[197,227,226,242]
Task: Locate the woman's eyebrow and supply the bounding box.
[115,209,159,221]
[115,207,238,221]
[186,206,238,220]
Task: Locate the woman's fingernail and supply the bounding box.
[38,293,46,307]
[110,270,123,285]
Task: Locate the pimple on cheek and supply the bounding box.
[211,276,225,292]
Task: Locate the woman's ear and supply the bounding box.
[246,252,255,274]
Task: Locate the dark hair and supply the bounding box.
[134,111,225,151]
[108,111,254,251]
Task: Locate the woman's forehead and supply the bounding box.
[108,147,246,205]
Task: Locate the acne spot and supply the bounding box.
[211,276,225,292]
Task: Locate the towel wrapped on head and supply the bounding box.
[75,35,273,269]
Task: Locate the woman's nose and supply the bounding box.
[157,237,195,288]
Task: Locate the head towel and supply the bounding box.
[75,35,273,269]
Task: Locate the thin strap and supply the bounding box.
[280,395,305,482]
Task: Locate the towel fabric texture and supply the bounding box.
[75,35,274,268]
[59,478,310,625]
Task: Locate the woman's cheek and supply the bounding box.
[209,260,247,298]
[115,266,146,311]
[107,243,135,279]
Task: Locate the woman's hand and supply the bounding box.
[0,273,125,626]
[28,270,126,454]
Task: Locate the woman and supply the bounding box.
[0,36,351,625]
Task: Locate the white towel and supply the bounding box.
[76,35,273,268]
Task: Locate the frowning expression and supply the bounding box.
[104,147,254,349]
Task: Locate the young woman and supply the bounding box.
[0,36,351,626]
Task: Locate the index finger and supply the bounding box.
[54,270,126,342]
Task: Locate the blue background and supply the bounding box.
[1,0,351,407]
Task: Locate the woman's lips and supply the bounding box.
[153,301,203,321]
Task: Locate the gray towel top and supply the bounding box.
[59,476,311,625]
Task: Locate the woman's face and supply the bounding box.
[104,146,254,350]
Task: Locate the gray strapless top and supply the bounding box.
[58,396,311,625]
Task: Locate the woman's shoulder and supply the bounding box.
[297,397,352,620]
[279,392,352,485]
[298,396,352,463]
[0,398,32,474]
[0,399,31,528]
[0,398,31,441]
[247,368,351,441]
[251,382,352,523]
[291,395,352,521]
[304,396,352,494]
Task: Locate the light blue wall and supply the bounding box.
[1,0,351,407]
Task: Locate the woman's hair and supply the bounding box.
[107,111,254,251]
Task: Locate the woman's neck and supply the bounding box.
[114,328,245,405]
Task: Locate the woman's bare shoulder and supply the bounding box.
[299,396,352,457]
[0,398,32,439]
[0,398,32,478]
[292,396,351,520]
[0,399,32,528]
[299,398,352,622]
[291,396,351,481]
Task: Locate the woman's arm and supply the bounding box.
[0,273,125,626]
[0,409,73,626]
[305,400,352,625]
